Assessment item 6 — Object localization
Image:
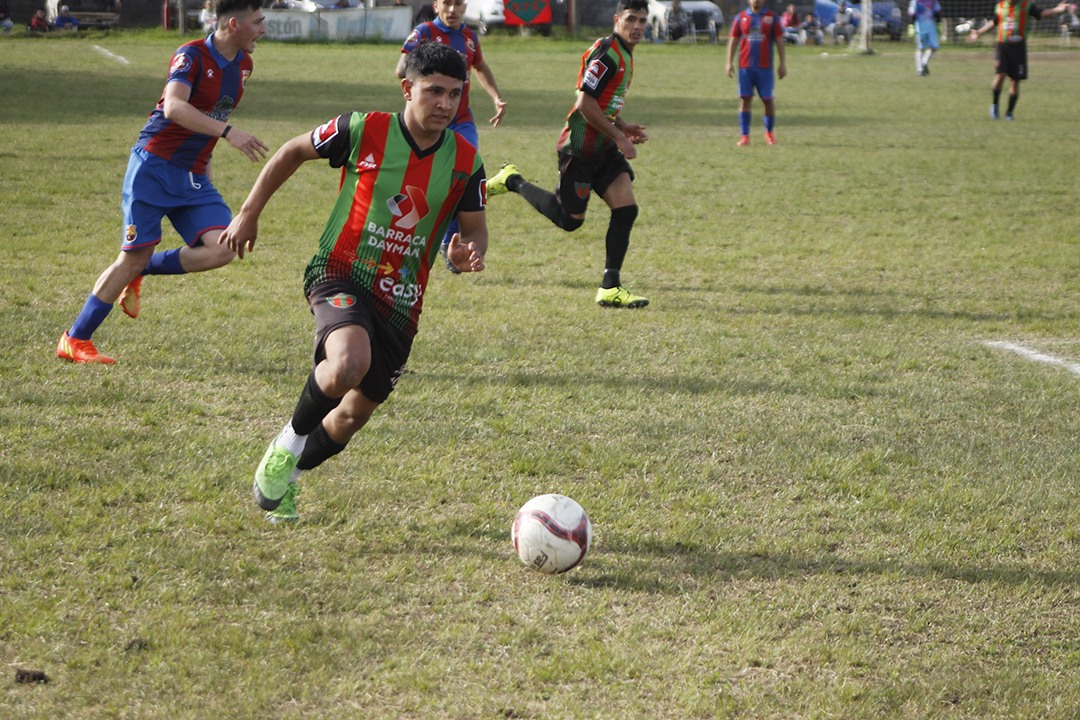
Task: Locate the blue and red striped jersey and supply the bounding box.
[731,9,784,70]
[135,35,253,175]
[401,19,483,126]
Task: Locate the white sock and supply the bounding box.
[915,51,923,71]
[277,421,308,457]
[922,48,934,67]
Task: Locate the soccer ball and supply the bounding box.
[511,494,592,574]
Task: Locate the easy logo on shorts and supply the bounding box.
[326,293,356,308]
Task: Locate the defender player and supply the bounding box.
[487,0,650,309]
[908,0,941,75]
[57,0,269,364]
[968,0,1069,119]
[726,0,786,146]
[218,42,487,523]
[396,0,505,272]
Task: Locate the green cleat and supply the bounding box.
[253,441,298,511]
[487,162,522,196]
[266,483,300,524]
[595,286,649,309]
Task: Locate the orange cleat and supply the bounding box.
[736,135,751,147]
[764,132,778,145]
[57,332,115,364]
[119,276,143,319]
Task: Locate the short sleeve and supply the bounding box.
[311,113,354,169]
[402,24,428,53]
[167,46,201,88]
[457,164,487,213]
[579,51,618,99]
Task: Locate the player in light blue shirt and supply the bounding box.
[908,0,941,75]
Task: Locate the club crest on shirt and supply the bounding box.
[170,53,192,76]
[125,224,138,244]
[241,69,251,87]
[466,37,476,52]
[583,59,607,90]
[326,293,356,308]
[406,29,420,44]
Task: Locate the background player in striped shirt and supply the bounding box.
[218,42,488,523]
[57,0,269,364]
[967,0,1069,119]
[396,0,506,272]
[725,0,786,146]
[486,0,650,309]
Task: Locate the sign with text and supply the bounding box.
[264,7,412,41]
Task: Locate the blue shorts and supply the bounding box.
[915,26,939,50]
[448,119,479,149]
[120,147,232,251]
[739,67,775,100]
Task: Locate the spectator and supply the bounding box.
[0,0,14,34]
[414,1,436,23]
[781,2,801,43]
[666,0,688,40]
[799,12,824,44]
[199,0,217,31]
[54,5,80,30]
[29,8,52,32]
[827,1,854,44]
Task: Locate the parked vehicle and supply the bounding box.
[464,0,507,34]
[646,0,723,43]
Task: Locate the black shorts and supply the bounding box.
[308,280,412,404]
[555,149,635,216]
[995,42,1027,81]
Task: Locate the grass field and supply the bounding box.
[3,27,1080,719]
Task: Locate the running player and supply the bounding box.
[726,0,787,146]
[56,0,269,364]
[968,0,1069,119]
[218,42,487,523]
[486,0,650,309]
[397,0,505,272]
[908,0,941,75]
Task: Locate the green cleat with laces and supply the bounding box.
[253,441,298,511]
[487,162,521,196]
[265,483,300,524]
[595,285,649,309]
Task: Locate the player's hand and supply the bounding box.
[446,233,485,273]
[622,123,648,145]
[489,97,508,128]
[778,62,787,80]
[218,212,258,260]
[725,63,734,78]
[226,128,270,163]
[966,29,979,42]
[615,133,638,160]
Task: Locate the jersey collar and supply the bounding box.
[396,112,445,159]
[432,17,462,33]
[612,31,634,56]
[206,33,245,69]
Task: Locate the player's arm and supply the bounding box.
[162,81,269,162]
[447,210,488,273]
[1035,1,1070,17]
[725,32,739,77]
[775,25,787,79]
[218,133,321,259]
[613,116,647,145]
[395,52,409,79]
[472,59,508,128]
[573,93,639,159]
[968,17,996,40]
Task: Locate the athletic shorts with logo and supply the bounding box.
[555,148,635,216]
[738,67,775,99]
[309,280,413,405]
[995,42,1027,80]
[915,26,940,50]
[120,147,232,251]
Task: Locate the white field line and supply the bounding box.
[983,341,1080,378]
[93,45,129,65]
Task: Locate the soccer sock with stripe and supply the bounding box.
[739,111,751,136]
[68,294,113,340]
[142,248,185,275]
[602,205,638,289]
[512,179,584,232]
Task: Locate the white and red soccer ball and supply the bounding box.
[511,494,592,574]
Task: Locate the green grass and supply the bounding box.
[3,30,1080,719]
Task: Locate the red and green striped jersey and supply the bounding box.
[995,0,1045,43]
[556,33,634,158]
[304,112,486,338]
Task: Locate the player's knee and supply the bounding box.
[611,204,638,226]
[558,210,585,232]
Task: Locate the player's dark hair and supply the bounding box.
[616,0,649,14]
[405,40,468,82]
[215,0,261,20]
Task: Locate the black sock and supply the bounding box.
[993,88,1001,106]
[291,371,342,436]
[297,423,348,471]
[1007,93,1018,113]
[602,205,638,289]
[514,179,584,232]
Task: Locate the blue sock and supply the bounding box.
[764,114,776,132]
[69,294,113,340]
[441,217,460,249]
[142,248,184,275]
[739,112,751,136]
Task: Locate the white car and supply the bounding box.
[463,0,506,35]
[646,0,723,42]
